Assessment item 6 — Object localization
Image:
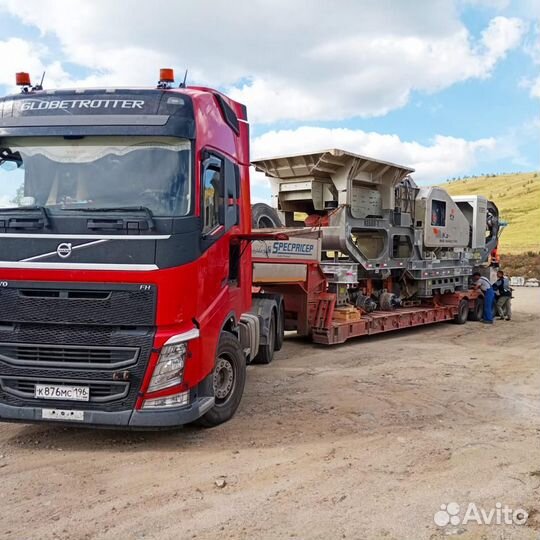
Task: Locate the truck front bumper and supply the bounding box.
[0,396,215,430]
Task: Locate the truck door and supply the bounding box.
[199,151,241,306]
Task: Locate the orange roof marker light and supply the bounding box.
[157,68,175,89]
[160,68,174,82]
[15,72,31,87]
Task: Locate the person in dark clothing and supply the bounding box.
[493,270,512,321]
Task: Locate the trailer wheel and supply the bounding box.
[252,203,282,229]
[468,297,484,321]
[453,298,469,324]
[197,332,246,427]
[253,311,276,364]
[274,303,285,351]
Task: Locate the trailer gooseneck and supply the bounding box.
[0,70,500,429]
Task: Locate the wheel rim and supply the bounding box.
[213,356,235,402]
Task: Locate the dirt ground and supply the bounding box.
[1,289,539,540]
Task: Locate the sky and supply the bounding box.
[0,0,538,204]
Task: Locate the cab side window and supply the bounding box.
[202,159,222,234]
[431,200,446,227]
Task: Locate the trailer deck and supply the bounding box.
[310,297,473,344]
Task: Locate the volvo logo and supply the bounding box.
[56,243,73,259]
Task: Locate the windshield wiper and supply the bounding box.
[0,206,50,229]
[61,205,153,214]
[61,206,155,231]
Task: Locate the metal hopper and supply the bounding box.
[252,149,417,272]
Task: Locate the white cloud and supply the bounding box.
[529,76,540,98]
[233,16,526,122]
[520,20,540,101]
[0,1,526,123]
[0,38,71,91]
[250,127,497,185]
[523,21,540,65]
[480,16,526,61]
[519,72,540,99]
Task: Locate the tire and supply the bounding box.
[252,311,276,364]
[453,298,469,324]
[274,303,285,351]
[468,297,484,321]
[251,203,283,229]
[197,332,246,428]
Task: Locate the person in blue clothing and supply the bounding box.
[472,272,495,324]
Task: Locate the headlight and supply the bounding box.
[147,342,187,392]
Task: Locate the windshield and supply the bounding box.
[0,136,192,216]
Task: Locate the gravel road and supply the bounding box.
[1,289,539,540]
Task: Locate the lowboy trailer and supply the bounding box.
[251,231,481,345]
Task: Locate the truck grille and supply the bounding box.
[0,343,139,369]
[0,377,129,403]
[0,323,155,412]
[0,281,157,326]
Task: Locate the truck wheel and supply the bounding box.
[468,297,483,321]
[253,311,276,364]
[274,303,285,351]
[197,332,246,428]
[453,298,469,324]
[251,203,282,229]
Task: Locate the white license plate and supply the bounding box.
[42,408,84,421]
[35,384,90,401]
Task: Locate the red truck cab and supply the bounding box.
[0,70,279,428]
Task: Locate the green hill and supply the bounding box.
[439,171,540,254]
